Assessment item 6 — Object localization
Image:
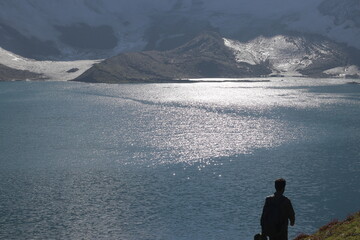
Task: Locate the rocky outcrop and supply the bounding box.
[0,63,43,81]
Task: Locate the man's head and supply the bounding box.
[275,178,286,193]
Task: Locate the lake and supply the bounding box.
[0,79,359,239]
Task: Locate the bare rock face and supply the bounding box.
[0,63,43,81]
[66,68,79,73]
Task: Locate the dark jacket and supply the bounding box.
[261,192,295,240]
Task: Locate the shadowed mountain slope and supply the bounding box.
[0,63,43,81]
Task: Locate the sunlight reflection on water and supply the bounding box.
[77,79,350,167]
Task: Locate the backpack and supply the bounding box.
[254,233,268,240]
[262,196,285,236]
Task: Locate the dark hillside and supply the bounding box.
[0,63,43,81]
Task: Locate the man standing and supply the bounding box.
[261,178,295,240]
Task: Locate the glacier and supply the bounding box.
[0,47,99,81]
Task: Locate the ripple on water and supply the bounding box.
[0,80,359,239]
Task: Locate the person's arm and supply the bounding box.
[287,200,295,226]
[260,198,269,231]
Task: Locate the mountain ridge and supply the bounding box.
[73,32,360,83]
[225,33,360,77]
[73,32,272,83]
[1,0,360,60]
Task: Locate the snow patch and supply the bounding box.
[0,47,99,81]
[324,65,360,78]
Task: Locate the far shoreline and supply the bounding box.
[1,76,360,85]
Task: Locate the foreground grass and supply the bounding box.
[294,211,360,240]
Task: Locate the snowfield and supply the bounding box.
[223,36,315,75]
[324,65,360,78]
[0,48,100,81]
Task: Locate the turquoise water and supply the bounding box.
[0,80,359,239]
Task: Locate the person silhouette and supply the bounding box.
[260,178,295,240]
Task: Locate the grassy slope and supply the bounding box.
[294,211,360,240]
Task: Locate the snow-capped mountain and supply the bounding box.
[73,32,360,83]
[1,0,360,60]
[1,0,360,81]
[224,34,360,77]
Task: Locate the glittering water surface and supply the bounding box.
[0,79,359,240]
